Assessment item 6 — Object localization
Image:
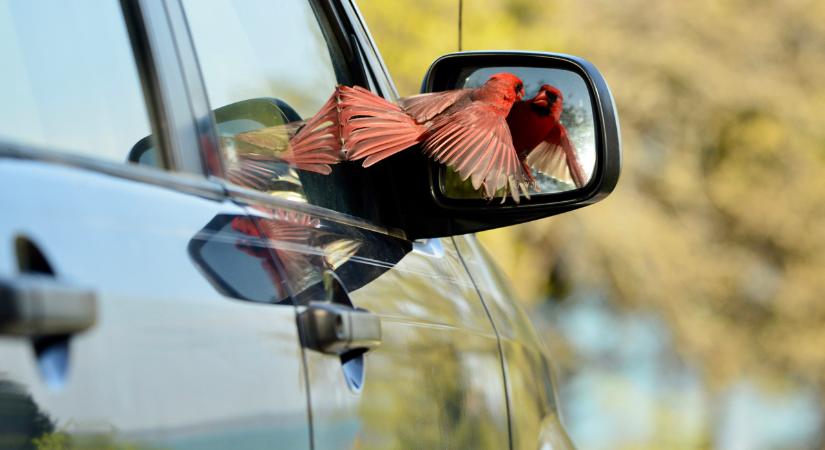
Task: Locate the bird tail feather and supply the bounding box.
[339,86,425,167]
[279,93,343,174]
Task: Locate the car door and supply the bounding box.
[453,234,576,450]
[283,221,511,450]
[0,2,310,449]
[178,0,512,448]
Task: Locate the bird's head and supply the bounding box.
[529,84,564,119]
[486,72,525,102]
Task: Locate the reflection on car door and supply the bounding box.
[454,234,576,450]
[0,160,310,450]
[175,0,512,446]
[236,203,510,449]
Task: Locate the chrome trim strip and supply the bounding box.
[0,145,225,201]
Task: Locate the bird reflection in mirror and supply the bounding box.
[508,85,587,189]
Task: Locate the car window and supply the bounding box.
[182,0,341,120]
[0,1,163,169]
[183,0,381,218]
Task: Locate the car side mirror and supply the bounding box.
[387,51,621,239]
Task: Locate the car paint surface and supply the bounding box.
[0,160,310,449]
[454,234,575,450]
[239,202,511,448]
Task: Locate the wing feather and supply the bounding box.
[525,125,587,188]
[398,89,472,123]
[232,90,343,176]
[339,85,426,165]
[422,104,530,201]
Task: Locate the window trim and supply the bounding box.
[159,0,225,178]
[126,0,210,176]
[0,143,224,201]
[343,0,400,100]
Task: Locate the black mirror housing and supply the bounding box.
[384,51,621,240]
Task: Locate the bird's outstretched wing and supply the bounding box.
[340,86,426,167]
[525,125,587,188]
[272,93,343,174]
[422,103,531,201]
[225,154,294,191]
[233,120,303,153]
[231,91,344,177]
[225,91,345,189]
[398,89,471,123]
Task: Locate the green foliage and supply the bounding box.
[32,432,70,450]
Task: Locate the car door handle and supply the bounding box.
[0,275,97,336]
[298,301,381,355]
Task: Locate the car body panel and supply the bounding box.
[236,203,511,449]
[0,159,310,449]
[454,234,575,450]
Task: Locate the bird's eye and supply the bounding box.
[515,83,523,93]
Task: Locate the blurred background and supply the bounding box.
[357,0,825,449]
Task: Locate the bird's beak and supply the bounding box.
[533,91,549,108]
[519,87,526,100]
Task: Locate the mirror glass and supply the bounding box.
[442,66,596,200]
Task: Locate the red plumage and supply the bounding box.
[507,84,587,188]
[342,73,530,199]
[229,93,343,179]
[227,73,545,200]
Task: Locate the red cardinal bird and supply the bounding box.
[226,73,532,199]
[340,73,531,199]
[507,84,587,188]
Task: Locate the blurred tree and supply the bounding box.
[358,0,825,446]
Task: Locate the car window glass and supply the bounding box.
[0,1,162,169]
[183,0,378,218]
[182,0,339,119]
